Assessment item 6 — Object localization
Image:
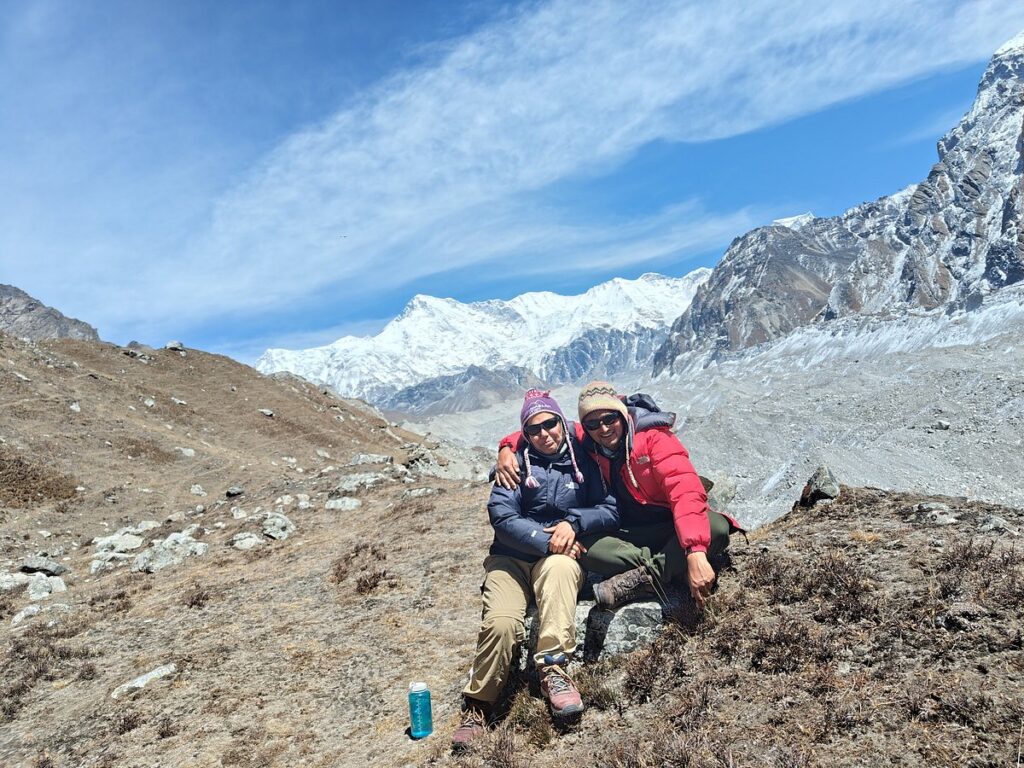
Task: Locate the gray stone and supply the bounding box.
[979,515,1019,535]
[142,397,156,408]
[917,502,950,513]
[232,532,263,551]
[27,572,54,600]
[258,408,274,417]
[132,530,209,573]
[404,487,438,499]
[165,340,185,351]
[348,453,392,466]
[798,465,841,507]
[93,532,145,554]
[21,555,67,576]
[316,449,331,459]
[261,513,296,541]
[0,572,30,592]
[325,498,362,512]
[111,664,177,699]
[332,472,386,496]
[11,604,41,626]
[171,397,187,406]
[175,446,196,458]
[225,486,245,498]
[190,484,207,497]
[90,552,135,574]
[935,419,951,430]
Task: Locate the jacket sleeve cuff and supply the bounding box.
[686,544,709,555]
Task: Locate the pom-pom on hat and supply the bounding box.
[577,381,628,423]
[518,389,584,488]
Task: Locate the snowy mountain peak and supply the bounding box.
[256,269,711,407]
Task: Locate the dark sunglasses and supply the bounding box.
[582,413,622,431]
[523,416,561,436]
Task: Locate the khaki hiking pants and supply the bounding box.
[463,553,584,704]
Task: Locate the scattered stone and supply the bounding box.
[225,486,245,498]
[27,572,54,600]
[275,494,295,508]
[258,408,274,417]
[48,576,67,594]
[93,532,145,553]
[166,511,187,523]
[111,664,177,699]
[232,532,263,551]
[281,456,297,464]
[38,530,52,538]
[231,507,248,520]
[21,555,67,576]
[404,487,439,499]
[194,504,205,514]
[261,513,296,541]
[190,484,207,497]
[325,498,362,512]
[171,397,188,406]
[316,449,331,459]
[798,465,841,507]
[296,493,312,510]
[349,453,392,466]
[90,552,135,574]
[936,602,987,632]
[165,340,185,351]
[132,528,209,573]
[935,419,951,430]
[142,397,156,408]
[11,604,41,626]
[978,515,1019,535]
[69,401,81,413]
[332,472,387,496]
[917,502,950,513]
[0,572,30,592]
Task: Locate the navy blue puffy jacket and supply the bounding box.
[487,427,618,562]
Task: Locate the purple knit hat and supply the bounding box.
[519,389,584,488]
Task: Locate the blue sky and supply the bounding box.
[3,1,1023,362]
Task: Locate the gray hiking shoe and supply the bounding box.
[592,566,657,610]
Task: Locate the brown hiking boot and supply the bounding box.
[540,654,584,717]
[451,703,487,751]
[592,566,657,610]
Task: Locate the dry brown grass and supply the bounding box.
[0,447,78,506]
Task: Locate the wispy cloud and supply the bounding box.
[9,0,1024,349]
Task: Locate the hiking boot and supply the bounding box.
[592,566,657,610]
[451,704,487,751]
[540,655,584,717]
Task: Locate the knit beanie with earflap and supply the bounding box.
[577,381,639,489]
[519,389,584,489]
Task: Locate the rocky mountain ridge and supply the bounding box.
[654,32,1024,374]
[0,284,100,342]
[256,270,709,408]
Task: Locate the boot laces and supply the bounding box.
[545,667,574,695]
[460,707,486,728]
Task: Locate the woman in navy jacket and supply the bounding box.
[452,389,618,749]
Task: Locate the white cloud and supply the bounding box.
[11,0,1024,347]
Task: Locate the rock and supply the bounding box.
[90,552,135,575]
[165,340,185,351]
[190,484,207,497]
[69,401,81,413]
[230,506,248,520]
[175,447,196,458]
[93,532,145,554]
[936,601,987,631]
[258,408,274,417]
[0,572,30,591]
[274,494,295,507]
[798,465,841,507]
[21,555,67,576]
[325,498,362,512]
[979,515,1019,535]
[917,502,950,513]
[48,576,67,594]
[132,530,209,573]
[37,530,52,539]
[705,473,737,513]
[225,486,245,498]
[232,532,263,551]
[331,472,387,496]
[316,449,331,459]
[296,494,312,510]
[349,453,392,466]
[261,513,295,541]
[142,397,156,408]
[171,397,187,406]
[111,664,177,699]
[404,487,439,499]
[11,604,41,626]
[935,420,951,430]
[26,572,54,600]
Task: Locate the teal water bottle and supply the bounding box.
[408,682,433,739]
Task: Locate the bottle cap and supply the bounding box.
[409,681,428,692]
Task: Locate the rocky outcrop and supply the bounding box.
[654,35,1024,374]
[381,365,548,416]
[0,284,100,341]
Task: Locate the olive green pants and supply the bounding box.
[579,510,732,587]
[463,553,584,705]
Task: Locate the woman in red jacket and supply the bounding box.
[496,381,741,610]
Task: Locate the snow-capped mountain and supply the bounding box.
[654,31,1024,375]
[256,270,709,407]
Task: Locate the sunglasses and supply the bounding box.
[523,416,561,436]
[582,413,622,431]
